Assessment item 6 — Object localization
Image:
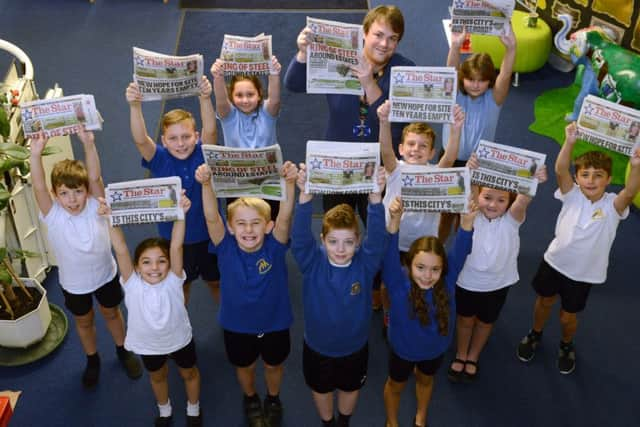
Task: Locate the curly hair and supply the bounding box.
[406,236,450,335]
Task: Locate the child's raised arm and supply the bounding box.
[195,163,225,245]
[614,146,640,215]
[447,27,467,68]
[377,100,398,173]
[295,26,313,64]
[211,59,232,119]
[387,196,403,233]
[98,198,134,282]
[296,163,313,204]
[556,122,578,194]
[493,26,517,106]
[273,161,298,244]
[369,166,387,205]
[170,192,191,277]
[459,197,479,231]
[125,82,157,162]
[198,75,217,145]
[264,56,282,118]
[438,104,465,168]
[510,164,548,223]
[29,131,53,215]
[77,127,104,198]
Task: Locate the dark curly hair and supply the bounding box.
[406,236,450,336]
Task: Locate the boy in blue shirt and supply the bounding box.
[195,161,297,427]
[292,163,387,427]
[125,77,219,303]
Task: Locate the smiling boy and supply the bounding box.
[517,122,640,374]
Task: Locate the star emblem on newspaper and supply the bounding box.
[134,55,145,67]
[21,109,32,121]
[309,23,319,34]
[478,146,491,159]
[583,104,594,116]
[110,191,124,203]
[393,74,405,85]
[454,0,465,8]
[310,157,322,170]
[401,175,414,187]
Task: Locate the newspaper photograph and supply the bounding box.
[306,17,364,95]
[219,34,272,76]
[576,95,640,156]
[202,144,285,201]
[106,177,183,226]
[450,0,515,35]
[20,94,102,138]
[133,47,203,101]
[305,141,380,194]
[401,166,470,213]
[389,66,457,123]
[472,140,546,197]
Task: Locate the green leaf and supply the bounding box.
[41,145,62,156]
[0,186,10,202]
[0,108,9,139]
[0,248,7,262]
[0,143,29,160]
[0,269,12,285]
[14,249,38,259]
[0,158,27,175]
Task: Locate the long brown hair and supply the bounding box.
[406,236,450,335]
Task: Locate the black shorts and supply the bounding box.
[223,329,290,367]
[141,339,198,372]
[184,240,220,283]
[322,193,368,226]
[532,260,593,313]
[388,349,443,382]
[303,341,368,393]
[455,285,510,324]
[60,275,122,316]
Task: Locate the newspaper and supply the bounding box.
[20,94,102,138]
[576,95,640,156]
[472,140,546,197]
[202,144,285,201]
[220,34,272,76]
[305,141,380,194]
[133,47,203,101]
[306,17,364,95]
[389,66,457,123]
[401,166,470,213]
[106,177,183,226]
[450,0,515,35]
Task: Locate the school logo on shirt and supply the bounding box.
[592,208,605,220]
[257,258,272,275]
[350,282,361,296]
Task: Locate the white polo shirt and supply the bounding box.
[544,185,628,284]
[41,198,117,294]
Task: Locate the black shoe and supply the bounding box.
[263,398,283,427]
[462,360,479,383]
[186,412,202,427]
[517,329,542,362]
[244,394,266,427]
[119,350,143,379]
[154,415,172,427]
[447,358,465,383]
[82,356,100,389]
[558,341,576,375]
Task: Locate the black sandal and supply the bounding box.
[447,358,466,383]
[462,360,479,383]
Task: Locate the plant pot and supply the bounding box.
[0,278,51,348]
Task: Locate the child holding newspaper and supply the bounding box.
[196,161,297,427]
[125,75,220,303]
[292,163,387,427]
[447,164,548,382]
[382,196,476,427]
[100,194,203,427]
[376,99,464,336]
[29,128,142,389]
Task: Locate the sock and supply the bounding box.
[158,399,172,418]
[337,412,351,427]
[322,417,335,427]
[87,352,100,367]
[186,400,200,416]
[244,393,260,403]
[116,345,128,359]
[265,393,280,404]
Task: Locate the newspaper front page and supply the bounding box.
[450,0,515,35]
[401,166,470,213]
[576,95,640,156]
[390,66,457,123]
[305,141,380,194]
[106,177,183,226]
[306,17,364,95]
[21,94,102,138]
[133,47,203,101]
[472,140,546,197]
[202,144,285,201]
[220,34,272,76]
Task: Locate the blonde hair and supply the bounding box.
[160,109,196,133]
[51,159,89,192]
[322,203,359,237]
[227,197,271,222]
[401,123,436,149]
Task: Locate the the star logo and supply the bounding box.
[393,73,405,85]
[477,146,491,159]
[401,175,414,187]
[22,109,33,121]
[454,0,466,9]
[110,191,124,203]
[310,157,322,170]
[583,104,594,116]
[134,55,145,67]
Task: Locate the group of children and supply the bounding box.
[27,4,640,427]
